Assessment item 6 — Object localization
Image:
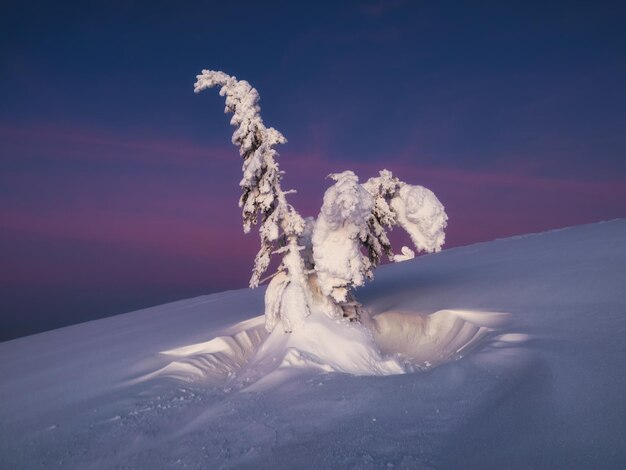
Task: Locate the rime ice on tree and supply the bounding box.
[195,70,448,333]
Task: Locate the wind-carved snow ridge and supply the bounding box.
[131,308,519,391]
[130,316,268,386]
[368,309,520,370]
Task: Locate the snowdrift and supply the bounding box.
[1,220,625,469]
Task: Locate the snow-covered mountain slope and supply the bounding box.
[1,220,625,469]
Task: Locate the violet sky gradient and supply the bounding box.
[1,1,625,340]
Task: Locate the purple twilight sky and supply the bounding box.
[1,0,625,340]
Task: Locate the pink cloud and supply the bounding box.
[0,207,247,257]
[0,121,234,167]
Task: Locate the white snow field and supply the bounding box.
[1,219,625,469]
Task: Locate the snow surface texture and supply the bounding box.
[2,220,626,469]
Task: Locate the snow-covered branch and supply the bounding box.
[195,70,305,288]
[363,169,447,256]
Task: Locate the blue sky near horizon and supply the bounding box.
[1,0,625,340]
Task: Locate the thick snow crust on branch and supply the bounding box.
[391,184,447,253]
[312,171,374,302]
[393,246,416,262]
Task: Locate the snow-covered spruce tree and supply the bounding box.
[195,70,447,333]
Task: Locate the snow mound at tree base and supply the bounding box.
[236,314,405,391]
[138,307,516,390]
